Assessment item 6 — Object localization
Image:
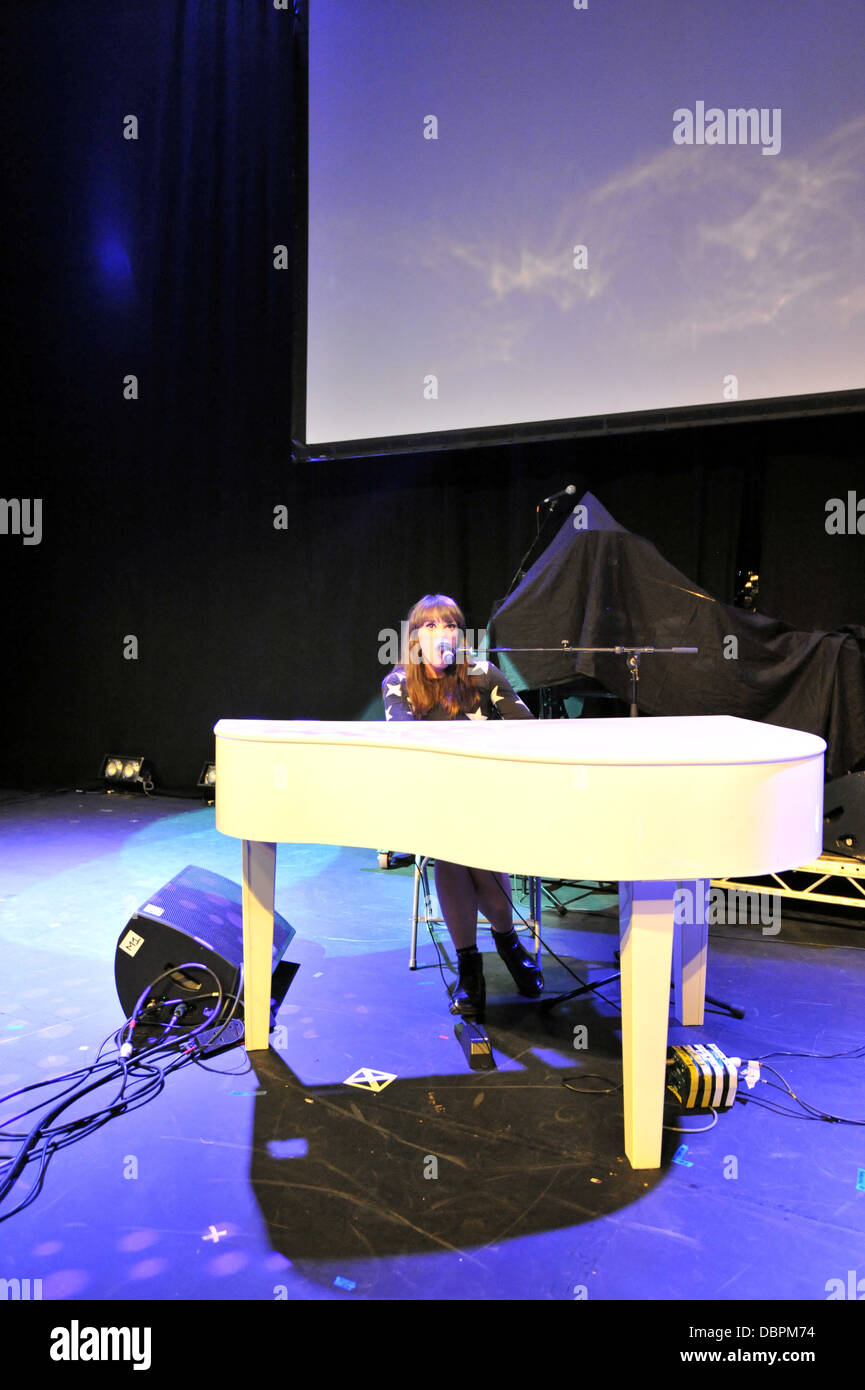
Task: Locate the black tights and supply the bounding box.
[432,859,513,950]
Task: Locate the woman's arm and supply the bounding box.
[381,668,415,721]
[485,664,534,719]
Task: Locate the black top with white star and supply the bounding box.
[381,661,534,722]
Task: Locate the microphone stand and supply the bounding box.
[501,491,576,600]
[483,643,698,719]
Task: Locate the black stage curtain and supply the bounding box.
[0,3,862,790]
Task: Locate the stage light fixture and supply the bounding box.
[100,754,152,792]
[197,762,216,790]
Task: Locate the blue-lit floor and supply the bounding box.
[1,790,863,1303]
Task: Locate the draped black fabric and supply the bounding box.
[0,2,863,792]
[489,494,865,781]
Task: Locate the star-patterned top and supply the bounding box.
[381,660,534,722]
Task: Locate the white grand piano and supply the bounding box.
[214,714,825,1169]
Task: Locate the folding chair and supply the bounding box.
[409,855,541,969]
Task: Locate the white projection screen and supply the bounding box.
[294,0,865,460]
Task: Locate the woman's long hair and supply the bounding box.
[401,594,481,719]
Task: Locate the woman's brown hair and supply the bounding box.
[401,594,481,719]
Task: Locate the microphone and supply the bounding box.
[541,484,577,505]
[437,639,456,666]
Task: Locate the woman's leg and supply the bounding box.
[433,859,480,949]
[432,861,542,1009]
[473,868,544,997]
[433,859,485,1017]
[470,868,514,934]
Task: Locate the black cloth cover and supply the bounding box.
[488,493,865,781]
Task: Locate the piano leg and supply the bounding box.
[671,878,708,1026]
[241,838,277,1051]
[618,880,676,1169]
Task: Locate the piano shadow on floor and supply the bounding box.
[245,997,666,1269]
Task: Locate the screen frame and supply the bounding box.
[290,2,865,464]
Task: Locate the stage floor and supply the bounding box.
[1,788,864,1305]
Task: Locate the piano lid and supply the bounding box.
[214,715,825,769]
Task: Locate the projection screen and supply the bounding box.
[294,0,865,460]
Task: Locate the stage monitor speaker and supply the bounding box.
[823,772,865,862]
[114,864,295,1047]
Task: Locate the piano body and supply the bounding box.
[214,714,824,1168]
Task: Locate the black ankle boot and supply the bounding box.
[451,946,486,1020]
[493,928,544,997]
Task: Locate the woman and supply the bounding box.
[381,593,543,1019]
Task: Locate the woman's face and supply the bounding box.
[414,611,459,674]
